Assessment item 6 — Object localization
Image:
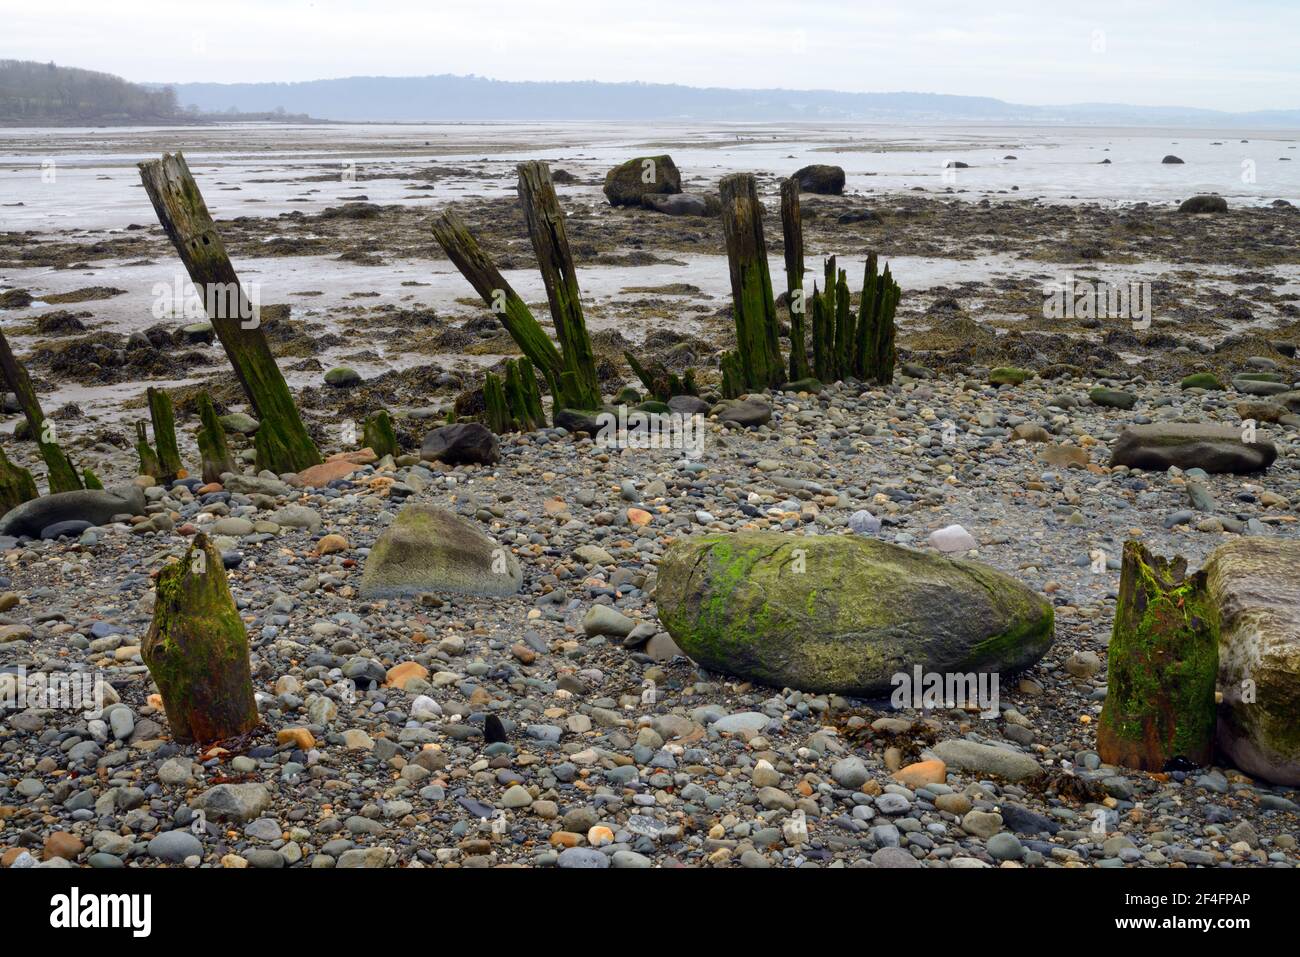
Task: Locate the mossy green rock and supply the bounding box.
[1205,538,1300,785]
[602,155,682,207]
[1089,387,1136,409]
[655,532,1054,696]
[324,367,362,388]
[360,503,521,599]
[989,367,1032,386]
[1180,373,1225,391]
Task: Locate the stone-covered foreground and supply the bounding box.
[2,372,1300,869]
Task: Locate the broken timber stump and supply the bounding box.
[195,391,236,484]
[0,446,38,513]
[138,152,321,474]
[142,532,259,744]
[779,178,810,382]
[1097,541,1217,771]
[363,410,398,460]
[516,161,602,411]
[0,326,82,493]
[719,174,784,394]
[135,421,160,479]
[853,252,900,384]
[147,387,182,482]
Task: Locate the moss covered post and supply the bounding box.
[853,252,900,385]
[142,532,259,744]
[363,409,398,459]
[1097,541,1217,770]
[719,174,784,392]
[135,421,160,478]
[137,152,321,475]
[516,161,602,411]
[430,209,569,411]
[0,326,82,493]
[195,390,236,484]
[146,387,182,482]
[779,178,810,382]
[0,445,38,512]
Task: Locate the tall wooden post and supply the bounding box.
[0,446,38,512]
[0,327,82,493]
[195,391,236,484]
[779,178,810,381]
[720,174,785,392]
[515,161,602,411]
[137,152,321,474]
[147,387,182,482]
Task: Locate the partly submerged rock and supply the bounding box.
[1179,194,1227,213]
[0,485,146,538]
[1205,538,1300,785]
[641,192,718,217]
[1109,423,1275,474]
[360,503,522,599]
[655,532,1054,696]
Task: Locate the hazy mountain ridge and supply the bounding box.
[161,73,1300,127]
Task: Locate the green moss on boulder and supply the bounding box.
[360,503,522,599]
[654,532,1054,696]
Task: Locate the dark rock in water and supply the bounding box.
[656,531,1054,697]
[999,804,1061,836]
[550,168,577,183]
[420,423,499,465]
[0,486,146,538]
[1162,155,1185,164]
[40,520,93,540]
[603,155,681,207]
[553,408,604,435]
[793,164,845,195]
[945,161,970,169]
[641,193,718,217]
[1179,194,1228,213]
[484,714,507,744]
[1109,423,1276,474]
[666,395,711,415]
[713,398,772,428]
[359,503,522,599]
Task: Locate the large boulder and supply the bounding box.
[0,485,146,538]
[655,532,1054,696]
[360,504,522,599]
[1109,423,1275,474]
[1179,194,1228,214]
[420,423,499,466]
[1205,538,1300,785]
[603,155,681,207]
[793,164,846,195]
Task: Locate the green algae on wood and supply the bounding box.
[142,533,259,745]
[720,174,785,394]
[362,409,399,459]
[0,446,38,513]
[1097,540,1217,771]
[0,325,82,494]
[137,152,321,474]
[779,178,811,382]
[195,390,236,484]
[147,386,182,482]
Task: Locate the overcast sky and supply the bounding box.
[4,0,1297,112]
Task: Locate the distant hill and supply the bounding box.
[0,60,317,125]
[162,73,1300,127]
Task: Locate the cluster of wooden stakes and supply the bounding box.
[0,151,900,515]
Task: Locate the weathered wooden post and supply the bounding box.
[719,174,785,393]
[142,532,260,744]
[363,409,398,459]
[430,210,569,409]
[483,371,512,434]
[135,421,160,478]
[516,161,602,411]
[195,391,236,484]
[1097,541,1217,770]
[0,327,82,493]
[854,252,900,385]
[147,387,182,482]
[138,152,321,474]
[0,446,38,512]
[780,178,810,382]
